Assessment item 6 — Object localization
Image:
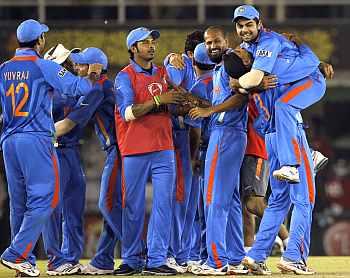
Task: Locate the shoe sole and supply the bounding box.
[273,173,300,184]
[1,259,39,277]
[227,269,249,275]
[276,262,315,275]
[314,158,328,173]
[142,270,176,276]
[242,259,271,276]
[80,271,114,275]
[46,268,80,276]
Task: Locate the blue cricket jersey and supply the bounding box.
[251,41,323,135]
[67,76,116,150]
[210,50,248,130]
[0,48,93,144]
[189,71,214,143]
[241,29,320,85]
[164,54,198,129]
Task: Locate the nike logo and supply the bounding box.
[80,103,89,106]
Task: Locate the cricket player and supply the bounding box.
[184,42,215,270]
[231,5,325,184]
[42,44,87,276]
[230,5,326,274]
[53,47,122,275]
[164,30,204,273]
[0,19,99,277]
[188,26,249,275]
[114,27,185,275]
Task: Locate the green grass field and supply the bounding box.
[0,257,349,277]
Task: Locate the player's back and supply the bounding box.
[92,78,117,150]
[0,52,54,143]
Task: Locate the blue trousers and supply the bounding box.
[275,70,326,166]
[122,150,175,269]
[42,146,85,269]
[248,126,315,262]
[91,146,122,270]
[176,171,201,264]
[204,128,246,268]
[169,130,193,262]
[1,134,59,265]
[189,147,208,262]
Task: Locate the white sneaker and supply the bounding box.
[166,257,187,274]
[80,263,114,275]
[47,263,80,276]
[276,257,315,275]
[273,166,300,183]
[242,256,272,275]
[227,263,249,274]
[191,263,228,276]
[312,150,328,173]
[186,260,202,273]
[1,258,40,277]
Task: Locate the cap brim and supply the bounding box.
[232,16,251,22]
[41,23,49,33]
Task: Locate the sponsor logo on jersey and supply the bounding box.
[256,49,272,58]
[147,82,163,96]
[58,68,67,77]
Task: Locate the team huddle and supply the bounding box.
[0,4,334,277]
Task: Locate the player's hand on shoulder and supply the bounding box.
[169,53,185,69]
[282,32,304,46]
[258,75,278,91]
[319,62,334,80]
[233,47,252,68]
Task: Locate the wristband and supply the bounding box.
[153,95,161,106]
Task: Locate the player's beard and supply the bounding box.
[208,48,223,64]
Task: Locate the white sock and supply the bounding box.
[283,237,289,249]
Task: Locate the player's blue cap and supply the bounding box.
[194,43,215,66]
[126,27,160,49]
[232,5,260,22]
[70,47,108,70]
[16,19,49,43]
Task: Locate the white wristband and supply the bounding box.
[125,105,136,122]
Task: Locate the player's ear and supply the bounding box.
[257,20,263,30]
[130,43,138,54]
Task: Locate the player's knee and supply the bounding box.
[245,196,266,217]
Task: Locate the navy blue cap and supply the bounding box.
[233,5,260,22]
[17,19,49,43]
[126,27,160,49]
[194,43,215,66]
[70,47,108,70]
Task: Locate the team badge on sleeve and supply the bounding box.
[256,49,272,57]
[58,68,67,77]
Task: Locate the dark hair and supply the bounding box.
[204,26,227,39]
[223,51,249,79]
[17,33,43,48]
[184,30,204,54]
[17,38,39,48]
[128,43,139,59]
[193,59,215,71]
